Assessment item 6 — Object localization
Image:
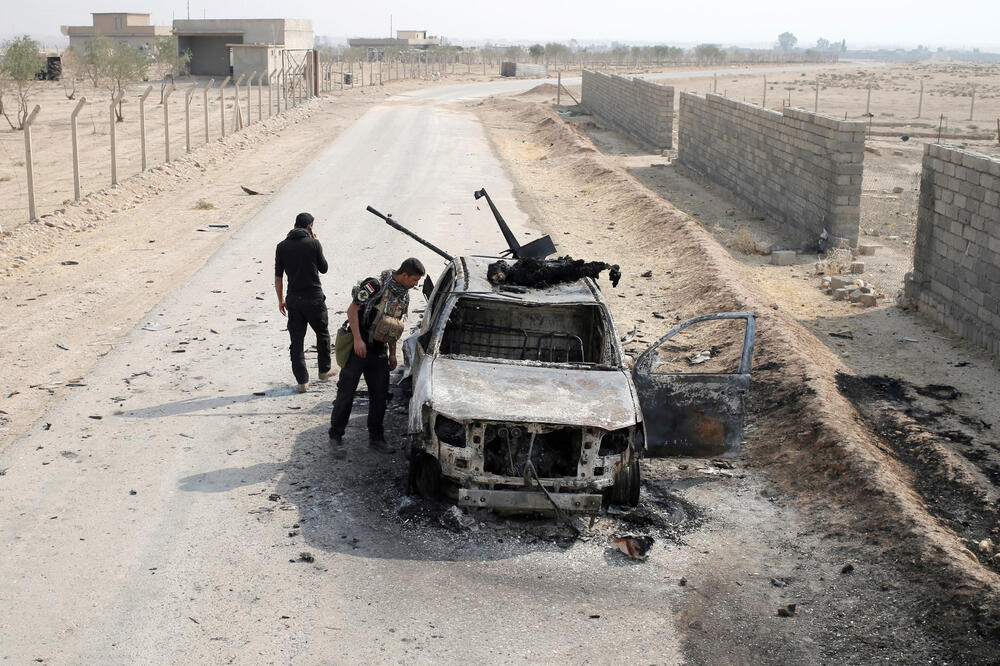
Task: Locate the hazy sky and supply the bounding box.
[4,0,999,50]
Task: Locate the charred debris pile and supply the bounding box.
[487,256,622,290]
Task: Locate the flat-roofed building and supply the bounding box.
[62,12,171,52]
[172,18,313,78]
[348,29,442,59]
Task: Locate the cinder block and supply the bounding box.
[850,262,866,274]
[857,244,881,256]
[771,250,796,265]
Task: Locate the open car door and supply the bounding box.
[633,312,756,457]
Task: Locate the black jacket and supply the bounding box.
[275,228,328,295]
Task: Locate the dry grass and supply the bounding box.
[816,247,854,275]
[730,225,758,255]
[194,199,215,210]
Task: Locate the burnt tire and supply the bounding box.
[408,450,442,500]
[604,461,641,508]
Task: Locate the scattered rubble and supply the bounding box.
[611,535,654,560]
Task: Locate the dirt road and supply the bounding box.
[1,72,997,664]
[0,81,689,664]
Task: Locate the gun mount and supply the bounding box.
[474,188,556,260]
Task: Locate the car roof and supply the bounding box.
[452,255,606,305]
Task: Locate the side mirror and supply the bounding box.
[422,276,434,301]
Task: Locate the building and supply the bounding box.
[348,29,442,60]
[171,18,313,78]
[62,12,171,52]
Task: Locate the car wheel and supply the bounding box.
[604,461,640,508]
[409,450,441,500]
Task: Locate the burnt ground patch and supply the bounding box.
[277,376,713,563]
[836,373,1000,572]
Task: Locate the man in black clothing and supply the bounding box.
[329,258,425,457]
[274,212,331,393]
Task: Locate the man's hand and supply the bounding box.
[274,276,286,317]
[354,338,367,358]
[388,353,398,371]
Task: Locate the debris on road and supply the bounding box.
[59,260,79,265]
[611,535,654,560]
[55,343,69,351]
[141,322,171,331]
[297,552,314,563]
[776,604,798,617]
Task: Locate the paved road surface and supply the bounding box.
[392,61,881,103]
[0,82,685,663]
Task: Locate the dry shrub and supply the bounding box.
[194,199,215,210]
[817,247,853,275]
[730,225,757,255]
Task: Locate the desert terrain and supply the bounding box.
[1,61,999,663]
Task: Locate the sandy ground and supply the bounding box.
[0,74,492,452]
[1,62,998,663]
[471,83,1000,660]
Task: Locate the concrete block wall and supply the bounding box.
[677,93,865,246]
[580,70,673,150]
[909,144,1000,357]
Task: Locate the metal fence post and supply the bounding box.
[109,92,123,185]
[219,75,230,137]
[23,105,41,221]
[163,86,174,162]
[184,85,195,153]
[557,72,561,105]
[970,83,976,121]
[268,69,276,117]
[203,78,214,143]
[282,51,288,110]
[917,79,924,118]
[70,97,86,201]
[138,86,153,171]
[233,74,245,131]
[247,72,255,124]
[257,71,263,121]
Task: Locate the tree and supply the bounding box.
[694,43,722,64]
[1,36,43,130]
[0,67,9,130]
[84,34,113,87]
[104,41,149,121]
[816,37,830,50]
[544,42,570,66]
[528,44,544,62]
[60,46,85,99]
[153,35,191,102]
[504,45,525,61]
[777,32,798,51]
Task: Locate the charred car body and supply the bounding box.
[369,190,756,514]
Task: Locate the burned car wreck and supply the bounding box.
[368,190,756,515]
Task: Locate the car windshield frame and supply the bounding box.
[431,294,623,370]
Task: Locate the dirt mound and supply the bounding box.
[474,95,1000,653]
[517,83,559,97]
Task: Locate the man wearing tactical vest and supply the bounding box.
[328,258,425,457]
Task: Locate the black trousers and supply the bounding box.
[286,292,331,385]
[329,351,389,440]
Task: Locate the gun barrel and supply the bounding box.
[366,206,454,262]
[474,188,522,255]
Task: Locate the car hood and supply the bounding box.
[427,357,638,430]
